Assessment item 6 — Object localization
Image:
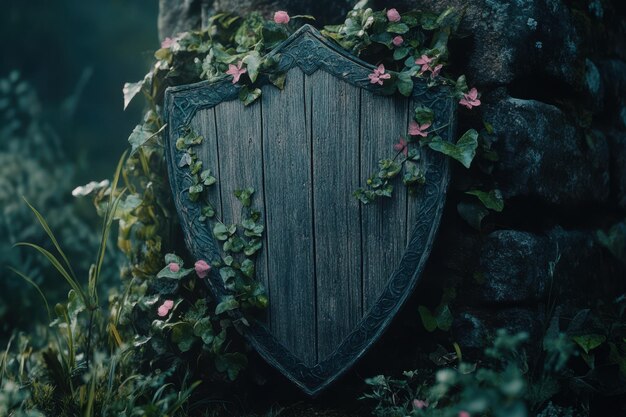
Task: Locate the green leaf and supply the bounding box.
[200,169,217,186]
[157,265,193,279]
[457,200,489,230]
[215,352,248,381]
[243,52,262,83]
[193,318,215,345]
[213,223,235,241]
[215,295,239,315]
[269,72,287,89]
[393,47,410,61]
[414,105,434,125]
[123,80,143,110]
[223,236,245,253]
[428,129,479,168]
[244,238,262,256]
[466,189,504,212]
[419,306,438,332]
[234,187,255,207]
[241,259,255,278]
[573,334,606,354]
[171,323,195,353]
[239,86,262,106]
[387,23,409,34]
[396,72,414,97]
[128,124,165,155]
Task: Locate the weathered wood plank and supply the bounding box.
[262,68,317,365]
[360,94,409,312]
[190,108,222,216]
[213,99,270,327]
[308,70,362,361]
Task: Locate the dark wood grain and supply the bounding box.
[308,70,362,361]
[190,108,223,216]
[213,100,271,327]
[360,94,409,312]
[261,68,317,366]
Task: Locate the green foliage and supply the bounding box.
[597,221,626,265]
[362,331,530,417]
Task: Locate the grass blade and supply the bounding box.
[23,197,78,282]
[14,242,88,305]
[7,267,52,323]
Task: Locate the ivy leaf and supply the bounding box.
[193,317,215,345]
[573,334,606,354]
[414,105,434,125]
[213,223,236,241]
[396,72,414,97]
[234,187,255,207]
[239,86,262,106]
[393,47,410,61]
[215,295,239,315]
[428,129,479,168]
[243,52,262,83]
[269,73,287,89]
[200,169,217,186]
[418,305,453,332]
[241,259,255,278]
[244,239,262,256]
[215,352,248,381]
[157,265,194,279]
[457,200,489,230]
[123,80,144,110]
[178,153,192,168]
[387,23,410,34]
[171,323,195,353]
[223,236,245,253]
[466,189,504,212]
[128,124,163,156]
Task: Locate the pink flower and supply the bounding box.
[368,64,392,85]
[415,54,433,73]
[157,305,169,317]
[274,10,290,24]
[459,412,470,417]
[168,262,180,273]
[413,399,429,409]
[408,120,431,137]
[387,8,401,22]
[430,63,443,78]
[459,87,481,109]
[394,137,408,157]
[392,36,404,47]
[157,299,174,317]
[226,61,247,84]
[195,260,211,278]
[161,37,176,49]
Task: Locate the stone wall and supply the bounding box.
[157,0,626,358]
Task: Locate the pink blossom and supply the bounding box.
[387,8,401,22]
[195,260,211,278]
[368,64,392,85]
[226,61,247,84]
[413,399,429,409]
[168,262,180,273]
[274,10,290,24]
[430,63,443,78]
[392,36,404,47]
[459,412,470,417]
[408,120,431,137]
[161,37,177,49]
[415,54,433,73]
[459,87,481,109]
[157,305,169,317]
[163,299,174,309]
[393,137,408,157]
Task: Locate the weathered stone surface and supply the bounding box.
[158,0,204,40]
[158,0,353,39]
[606,131,626,209]
[467,228,606,305]
[597,59,626,128]
[484,96,610,205]
[389,0,582,86]
[451,307,542,351]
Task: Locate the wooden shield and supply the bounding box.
[164,25,454,395]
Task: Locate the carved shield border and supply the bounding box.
[164,24,454,396]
